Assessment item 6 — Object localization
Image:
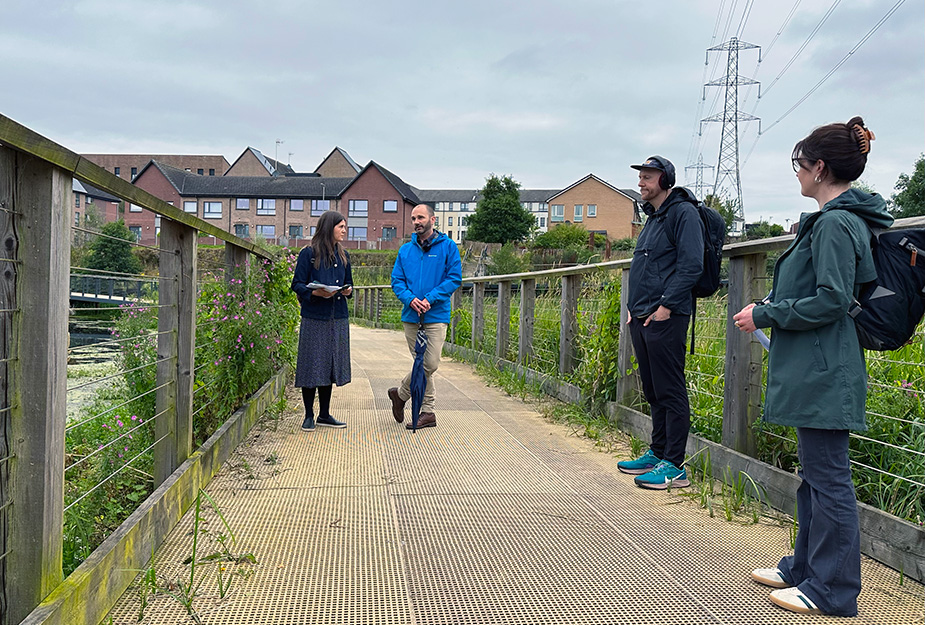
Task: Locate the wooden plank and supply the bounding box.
[224,243,248,285]
[471,282,485,351]
[518,278,535,365]
[495,281,511,360]
[6,153,69,623]
[559,274,580,375]
[722,252,766,456]
[0,146,16,622]
[450,289,462,344]
[155,225,179,486]
[615,268,638,404]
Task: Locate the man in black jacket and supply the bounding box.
[618,155,703,490]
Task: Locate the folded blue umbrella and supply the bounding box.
[409,317,428,432]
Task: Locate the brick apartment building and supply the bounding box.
[75,146,642,249]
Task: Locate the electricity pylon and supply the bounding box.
[685,154,715,201]
[701,37,760,236]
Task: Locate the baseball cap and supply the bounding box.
[630,155,676,187]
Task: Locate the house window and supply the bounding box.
[256,225,276,237]
[447,230,453,240]
[204,201,223,218]
[461,217,467,226]
[130,167,137,179]
[197,169,204,175]
[311,199,330,216]
[310,226,317,236]
[460,202,469,211]
[348,199,368,217]
[448,202,454,211]
[114,167,120,176]
[540,217,546,228]
[184,201,197,213]
[257,199,276,216]
[129,226,142,241]
[289,225,303,238]
[235,224,250,238]
[75,195,80,208]
[74,211,80,226]
[551,204,564,222]
[236,198,249,210]
[347,227,367,241]
[154,216,161,238]
[435,217,440,229]
[574,205,583,222]
[130,203,142,213]
[383,200,398,213]
[588,204,597,217]
[86,195,93,204]
[209,169,215,176]
[291,199,304,211]
[382,226,397,241]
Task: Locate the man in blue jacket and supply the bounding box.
[618,156,703,489]
[388,204,462,429]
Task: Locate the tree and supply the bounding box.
[704,194,736,232]
[744,220,785,241]
[85,219,142,275]
[465,174,535,244]
[890,154,925,219]
[533,223,600,249]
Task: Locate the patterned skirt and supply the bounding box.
[295,317,351,388]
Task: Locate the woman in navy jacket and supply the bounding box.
[291,210,353,431]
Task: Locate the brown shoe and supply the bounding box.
[387,387,405,423]
[406,412,436,429]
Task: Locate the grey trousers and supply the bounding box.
[397,322,447,413]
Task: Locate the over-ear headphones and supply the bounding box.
[630,155,676,190]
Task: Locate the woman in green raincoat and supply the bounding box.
[733,116,892,617]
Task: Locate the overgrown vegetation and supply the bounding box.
[63,253,297,575]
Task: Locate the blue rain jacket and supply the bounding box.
[391,231,462,324]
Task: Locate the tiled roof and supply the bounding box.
[146,161,353,198]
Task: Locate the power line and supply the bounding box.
[760,0,842,99]
[736,0,756,39]
[760,0,909,136]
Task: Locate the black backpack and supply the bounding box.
[848,228,925,351]
[666,191,727,353]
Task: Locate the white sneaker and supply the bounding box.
[770,587,822,615]
[750,567,790,588]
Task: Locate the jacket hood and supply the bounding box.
[822,188,893,229]
[642,186,699,218]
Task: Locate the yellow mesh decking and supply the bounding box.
[105,326,924,625]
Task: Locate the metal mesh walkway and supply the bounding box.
[106,325,924,624]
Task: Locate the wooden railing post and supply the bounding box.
[615,267,639,404]
[5,151,69,623]
[496,281,511,359]
[155,219,197,485]
[559,274,580,375]
[224,241,248,285]
[472,282,485,351]
[518,278,535,365]
[450,289,462,344]
[722,251,767,456]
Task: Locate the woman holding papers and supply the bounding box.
[733,117,892,617]
[291,210,354,431]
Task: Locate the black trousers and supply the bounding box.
[628,314,691,467]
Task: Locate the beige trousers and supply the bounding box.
[398,322,447,413]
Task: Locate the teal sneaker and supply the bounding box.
[617,449,660,475]
[634,460,690,490]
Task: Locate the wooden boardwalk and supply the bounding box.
[105,325,924,625]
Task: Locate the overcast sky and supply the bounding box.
[2,0,922,226]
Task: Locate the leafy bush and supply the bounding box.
[487,243,532,276]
